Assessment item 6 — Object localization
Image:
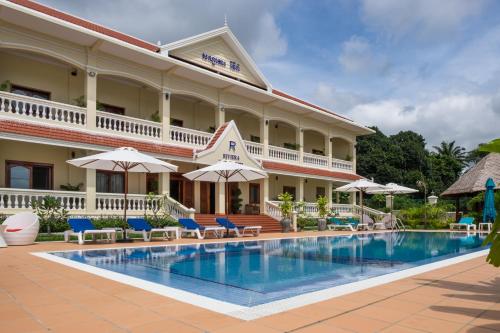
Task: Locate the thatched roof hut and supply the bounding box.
[441,153,500,197]
[441,153,500,221]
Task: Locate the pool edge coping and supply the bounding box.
[31,235,490,320]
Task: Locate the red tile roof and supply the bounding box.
[262,161,361,181]
[8,0,160,52]
[200,122,228,151]
[272,89,352,121]
[0,120,193,158]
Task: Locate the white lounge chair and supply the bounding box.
[126,218,179,241]
[64,218,116,245]
[178,218,225,239]
[1,212,39,246]
[215,218,262,237]
[450,217,476,231]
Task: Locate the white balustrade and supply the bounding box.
[96,111,161,140]
[0,188,86,211]
[245,140,264,156]
[169,126,212,147]
[164,195,195,219]
[303,152,328,168]
[0,91,86,126]
[268,145,299,162]
[265,200,282,221]
[353,204,387,220]
[331,204,354,216]
[331,158,353,171]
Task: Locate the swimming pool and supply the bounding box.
[39,232,488,319]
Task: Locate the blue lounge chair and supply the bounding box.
[64,218,116,245]
[327,217,356,231]
[215,217,261,237]
[178,218,225,239]
[450,217,476,231]
[126,218,180,241]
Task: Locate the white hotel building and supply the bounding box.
[0,0,375,230]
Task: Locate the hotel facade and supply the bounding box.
[0,0,375,225]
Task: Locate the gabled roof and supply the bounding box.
[161,26,270,90]
[441,153,500,196]
[7,0,160,52]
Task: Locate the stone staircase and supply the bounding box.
[194,214,282,233]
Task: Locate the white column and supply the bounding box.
[297,128,304,164]
[159,173,170,195]
[215,104,225,128]
[215,183,225,214]
[160,89,170,143]
[86,168,96,212]
[352,141,357,173]
[259,177,269,214]
[326,136,332,169]
[85,68,97,130]
[327,181,333,208]
[297,177,304,202]
[260,117,269,158]
[194,181,201,213]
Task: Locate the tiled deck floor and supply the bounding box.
[1,231,499,333]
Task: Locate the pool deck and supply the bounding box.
[1,230,499,333]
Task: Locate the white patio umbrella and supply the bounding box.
[67,147,178,238]
[367,183,418,229]
[183,160,267,233]
[335,179,387,224]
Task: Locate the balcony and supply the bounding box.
[0,91,354,173]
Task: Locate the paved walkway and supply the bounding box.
[0,231,499,333]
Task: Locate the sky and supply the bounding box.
[37,0,500,150]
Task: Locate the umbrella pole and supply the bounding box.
[360,190,364,227]
[124,170,128,240]
[225,180,230,237]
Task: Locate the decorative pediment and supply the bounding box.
[195,120,262,169]
[162,26,269,90]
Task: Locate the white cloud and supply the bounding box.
[37,0,289,62]
[347,93,500,149]
[360,0,488,41]
[313,82,370,113]
[338,36,389,75]
[248,12,287,62]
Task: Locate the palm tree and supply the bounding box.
[433,141,467,164]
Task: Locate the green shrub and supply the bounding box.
[399,204,454,229]
[297,216,317,230]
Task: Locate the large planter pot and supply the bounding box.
[317,218,327,231]
[280,218,292,233]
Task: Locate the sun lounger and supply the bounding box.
[450,217,476,231]
[126,218,180,241]
[327,217,356,231]
[178,218,225,239]
[215,217,261,237]
[64,218,116,245]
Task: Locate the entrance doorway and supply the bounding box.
[200,182,216,214]
[169,173,194,208]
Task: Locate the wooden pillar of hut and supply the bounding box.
[455,197,460,222]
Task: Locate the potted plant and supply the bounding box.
[316,195,328,231]
[278,192,294,232]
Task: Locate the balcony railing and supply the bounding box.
[96,111,162,140]
[169,126,212,147]
[332,158,353,171]
[0,91,86,127]
[303,152,328,168]
[0,188,86,211]
[268,145,299,162]
[0,188,195,218]
[245,140,264,156]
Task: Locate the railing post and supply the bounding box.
[292,210,298,232]
[188,208,196,219]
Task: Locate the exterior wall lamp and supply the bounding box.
[87,71,96,77]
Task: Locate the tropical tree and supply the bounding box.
[479,138,500,267]
[433,141,467,166]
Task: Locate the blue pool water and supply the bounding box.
[51,232,487,306]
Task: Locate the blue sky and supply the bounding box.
[38,0,500,149]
